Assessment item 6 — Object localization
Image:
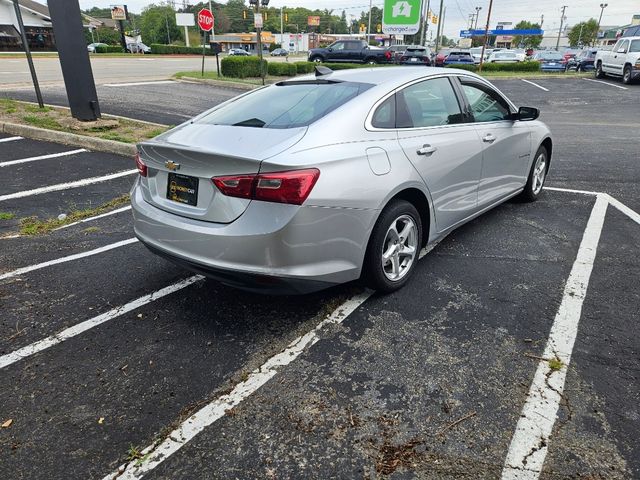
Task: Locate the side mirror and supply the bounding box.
[327,47,333,52]
[515,106,540,121]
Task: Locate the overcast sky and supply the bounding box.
[77,0,638,38]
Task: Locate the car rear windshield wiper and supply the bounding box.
[233,118,266,128]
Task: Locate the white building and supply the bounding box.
[0,0,52,51]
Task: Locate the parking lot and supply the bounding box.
[0,76,639,479]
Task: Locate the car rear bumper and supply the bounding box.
[131,181,377,293]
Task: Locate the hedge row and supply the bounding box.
[220,56,267,78]
[94,45,124,53]
[150,44,210,55]
[445,61,541,72]
[267,62,297,76]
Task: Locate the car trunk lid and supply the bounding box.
[137,124,307,223]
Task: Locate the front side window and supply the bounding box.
[629,40,640,52]
[618,40,629,53]
[460,82,511,123]
[198,81,372,129]
[331,42,345,51]
[396,77,464,128]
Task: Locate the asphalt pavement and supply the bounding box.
[0,76,638,479]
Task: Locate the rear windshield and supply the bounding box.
[539,52,562,60]
[197,81,372,129]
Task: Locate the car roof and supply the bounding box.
[297,66,484,88]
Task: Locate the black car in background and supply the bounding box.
[397,45,432,65]
[565,49,598,71]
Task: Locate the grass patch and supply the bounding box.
[548,357,564,372]
[82,226,101,234]
[19,194,130,235]
[0,212,16,220]
[0,99,168,144]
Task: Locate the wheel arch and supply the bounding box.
[540,136,553,170]
[379,187,432,248]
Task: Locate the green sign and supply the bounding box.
[382,0,422,35]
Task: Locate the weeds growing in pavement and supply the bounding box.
[19,194,130,235]
[548,357,564,372]
[0,212,15,220]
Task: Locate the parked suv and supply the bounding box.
[308,40,391,64]
[595,36,640,84]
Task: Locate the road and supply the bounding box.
[0,74,638,479]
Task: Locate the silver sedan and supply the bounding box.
[131,67,552,294]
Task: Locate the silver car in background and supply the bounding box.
[131,67,552,294]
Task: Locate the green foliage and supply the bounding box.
[85,27,122,46]
[267,62,297,76]
[511,21,543,48]
[95,45,124,53]
[220,56,267,78]
[139,4,183,45]
[269,43,282,52]
[294,61,316,73]
[568,19,599,47]
[445,62,541,72]
[150,44,210,54]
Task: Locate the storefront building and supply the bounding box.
[0,0,53,51]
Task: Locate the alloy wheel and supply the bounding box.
[381,215,418,281]
[532,153,547,195]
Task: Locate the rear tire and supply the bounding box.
[595,61,605,78]
[362,199,422,293]
[519,145,548,202]
[365,58,378,65]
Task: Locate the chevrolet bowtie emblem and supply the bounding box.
[165,161,180,171]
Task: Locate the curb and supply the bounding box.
[0,122,136,157]
[177,76,260,91]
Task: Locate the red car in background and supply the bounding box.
[435,49,451,66]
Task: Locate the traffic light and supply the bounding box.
[243,10,247,20]
[432,15,438,24]
[376,23,381,33]
[264,12,267,20]
[284,12,288,22]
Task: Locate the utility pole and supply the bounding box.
[596,3,608,44]
[421,0,430,46]
[540,14,544,28]
[556,5,567,51]
[468,14,475,30]
[434,0,444,54]
[478,0,494,73]
[367,0,373,42]
[280,6,284,41]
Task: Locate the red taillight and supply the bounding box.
[384,51,391,59]
[212,169,320,205]
[134,153,147,177]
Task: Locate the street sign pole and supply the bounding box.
[11,0,43,108]
[478,0,494,73]
[197,8,214,77]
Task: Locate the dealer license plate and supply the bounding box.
[167,172,198,206]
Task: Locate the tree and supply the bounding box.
[568,18,598,47]
[139,4,183,45]
[511,20,542,49]
[84,27,121,45]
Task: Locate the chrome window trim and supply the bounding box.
[365,72,517,132]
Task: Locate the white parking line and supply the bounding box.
[583,78,628,90]
[502,194,609,479]
[0,170,137,202]
[0,148,87,167]
[0,275,203,370]
[521,79,549,92]
[0,136,23,143]
[103,80,176,87]
[53,205,132,231]
[0,238,138,282]
[102,290,372,480]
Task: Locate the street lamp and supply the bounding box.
[474,6,482,31]
[596,3,608,44]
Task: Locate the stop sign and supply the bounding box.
[198,8,214,31]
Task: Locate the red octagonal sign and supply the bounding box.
[198,8,214,31]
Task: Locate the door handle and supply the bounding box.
[417,144,437,155]
[482,134,497,143]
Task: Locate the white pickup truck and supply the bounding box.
[595,36,640,84]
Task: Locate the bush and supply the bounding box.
[221,56,267,78]
[445,61,541,72]
[267,62,297,76]
[150,44,209,55]
[294,61,316,74]
[95,45,124,53]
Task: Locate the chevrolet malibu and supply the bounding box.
[132,67,552,294]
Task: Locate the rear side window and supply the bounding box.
[396,77,464,128]
[371,95,396,128]
[198,81,372,129]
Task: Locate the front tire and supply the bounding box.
[363,200,422,293]
[365,58,378,65]
[595,61,605,78]
[623,65,633,84]
[519,146,548,202]
[310,55,323,63]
